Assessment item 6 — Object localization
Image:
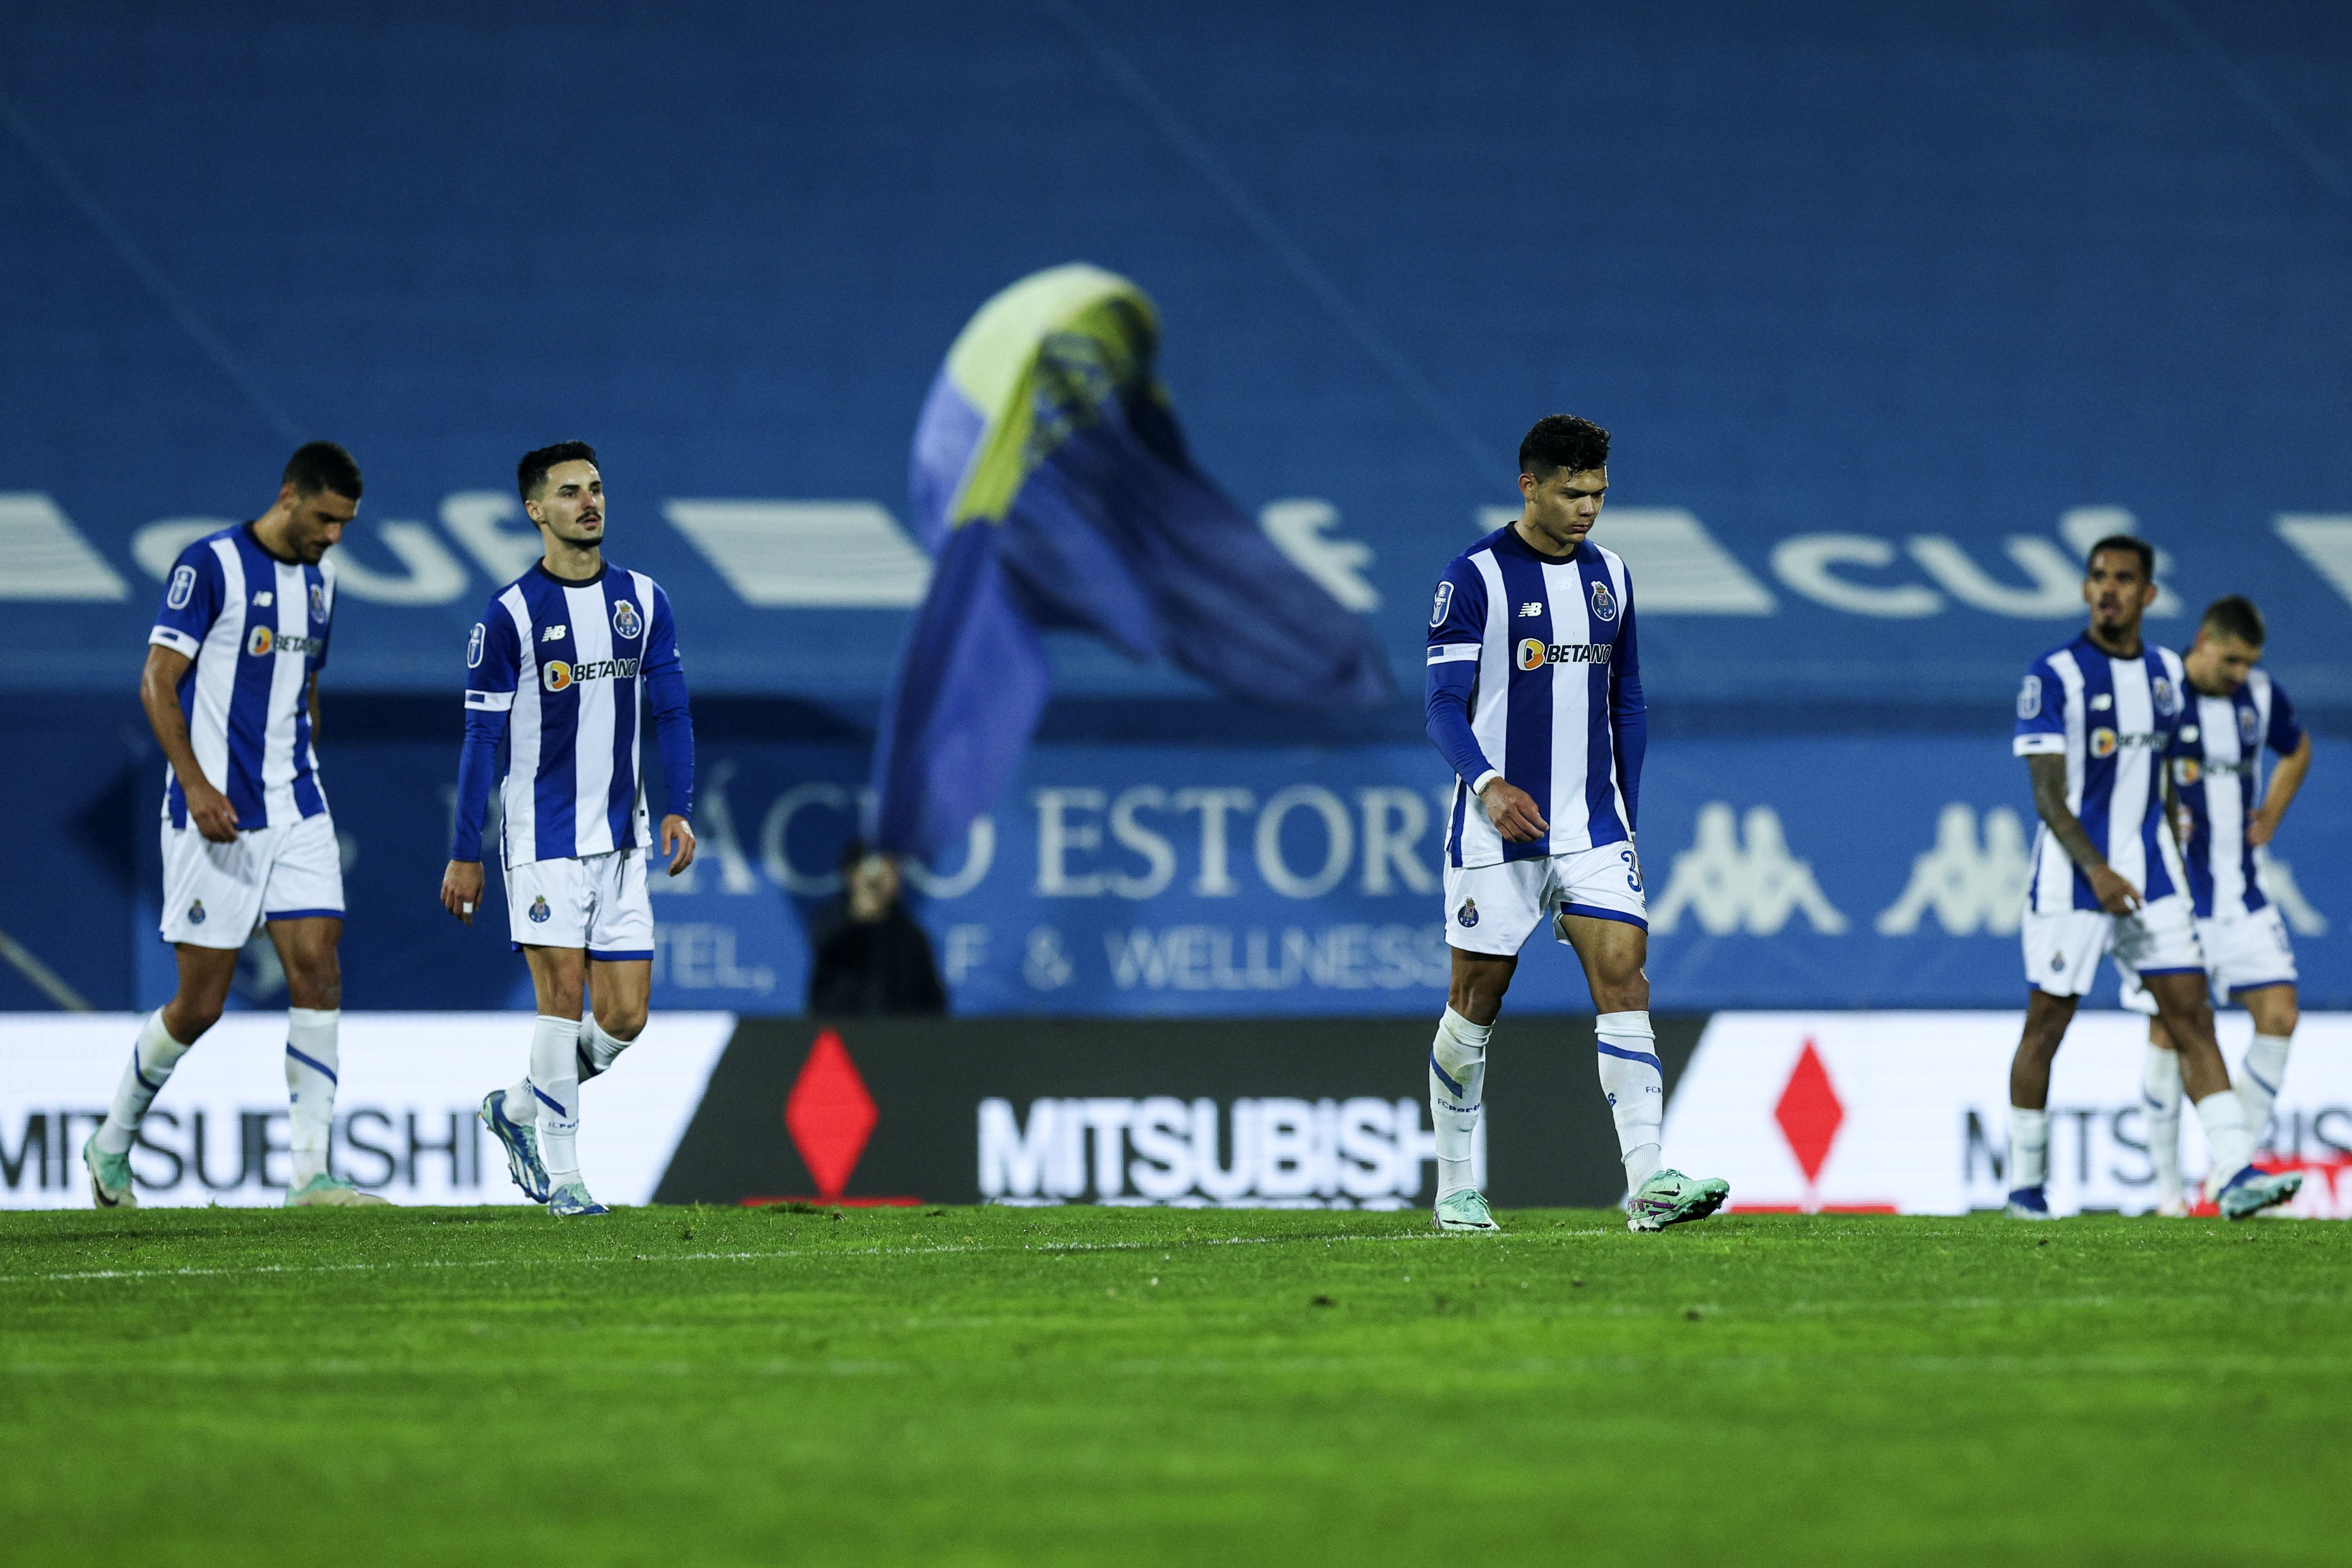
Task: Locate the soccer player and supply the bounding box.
[1422,415,1730,1234]
[440,441,695,1217]
[2120,595,2312,1214]
[2006,541,2299,1220]
[84,442,385,1209]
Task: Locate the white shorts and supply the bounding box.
[506,849,653,960]
[2021,894,2202,999]
[159,811,344,949]
[2119,904,2298,1014]
[1444,841,1649,957]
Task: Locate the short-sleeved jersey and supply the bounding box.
[2169,669,2305,919]
[465,561,679,867]
[147,524,335,831]
[1428,527,1637,867]
[2012,633,2189,914]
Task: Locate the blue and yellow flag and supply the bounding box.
[873,263,1392,860]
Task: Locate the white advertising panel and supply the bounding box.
[0,1012,735,1209]
[1664,1011,2352,1217]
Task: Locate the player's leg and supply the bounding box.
[2008,907,2106,1217]
[521,944,603,1214]
[269,914,381,1206]
[2116,966,2186,1214]
[1428,860,1541,1233]
[87,943,237,1207]
[2236,982,2298,1142]
[1553,843,1726,1231]
[578,847,655,1084]
[478,857,583,1205]
[2138,968,2297,1219]
[87,822,259,1207]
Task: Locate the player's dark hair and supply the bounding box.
[1518,415,1609,480]
[2085,533,2154,579]
[518,440,600,503]
[282,441,362,500]
[2201,594,2266,647]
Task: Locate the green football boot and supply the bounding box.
[1432,1189,1500,1233]
[2215,1166,2302,1221]
[548,1180,609,1218]
[83,1137,137,1209]
[285,1173,391,1207]
[1626,1168,1730,1232]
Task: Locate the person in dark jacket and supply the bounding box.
[806,842,946,1015]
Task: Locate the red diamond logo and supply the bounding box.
[784,1029,876,1201]
[1774,1040,1843,1185]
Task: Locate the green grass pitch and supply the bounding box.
[3,1204,2347,1565]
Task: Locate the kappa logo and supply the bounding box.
[1429,581,1454,628]
[167,564,196,610]
[188,899,206,926]
[1457,899,1480,929]
[247,624,274,657]
[1876,804,2032,937]
[542,624,567,642]
[1589,579,1618,623]
[1650,803,1849,937]
[612,599,643,641]
[467,623,485,669]
[1519,601,1543,619]
[528,895,551,924]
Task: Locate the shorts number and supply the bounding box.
[1621,847,1643,893]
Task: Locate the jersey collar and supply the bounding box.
[534,559,608,588]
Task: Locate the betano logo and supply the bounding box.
[978,1095,1439,1207]
[542,656,640,692]
[1515,638,1614,671]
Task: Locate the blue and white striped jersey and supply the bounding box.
[147,524,335,831]
[2170,669,2305,920]
[460,562,683,867]
[2012,633,2189,914]
[1425,526,1645,868]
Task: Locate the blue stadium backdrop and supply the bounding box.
[2,1,2347,1012]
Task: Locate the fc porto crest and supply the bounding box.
[2151,676,2179,717]
[1588,579,1618,623]
[1456,898,1480,929]
[612,599,643,641]
[309,581,327,621]
[528,895,552,924]
[2239,705,2260,747]
[188,899,207,926]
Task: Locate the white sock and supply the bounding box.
[1596,1011,1664,1191]
[530,1015,583,1183]
[2238,1033,2292,1145]
[2008,1106,2049,1190]
[579,1012,633,1080]
[2141,1046,2184,1204]
[2197,1091,2254,1199]
[505,1075,537,1122]
[284,1007,341,1187]
[1428,1008,1490,1199]
[94,1011,195,1155]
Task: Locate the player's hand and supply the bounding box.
[1479,778,1548,843]
[2246,805,2280,848]
[660,814,696,876]
[2087,863,2143,916]
[184,779,238,843]
[442,859,485,925]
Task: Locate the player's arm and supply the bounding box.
[442,613,518,924]
[2249,731,2311,847]
[306,672,323,745]
[1608,585,1646,841]
[643,585,697,874]
[1425,562,1544,842]
[2025,753,2137,914]
[144,548,239,844]
[138,645,237,843]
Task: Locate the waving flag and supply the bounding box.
[872,264,1392,860]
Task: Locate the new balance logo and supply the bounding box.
[1650,803,1848,936]
[542,624,567,641]
[1875,804,2031,936]
[1519,601,1543,618]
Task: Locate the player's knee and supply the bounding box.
[165,998,222,1041]
[598,999,648,1041]
[284,956,341,1011]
